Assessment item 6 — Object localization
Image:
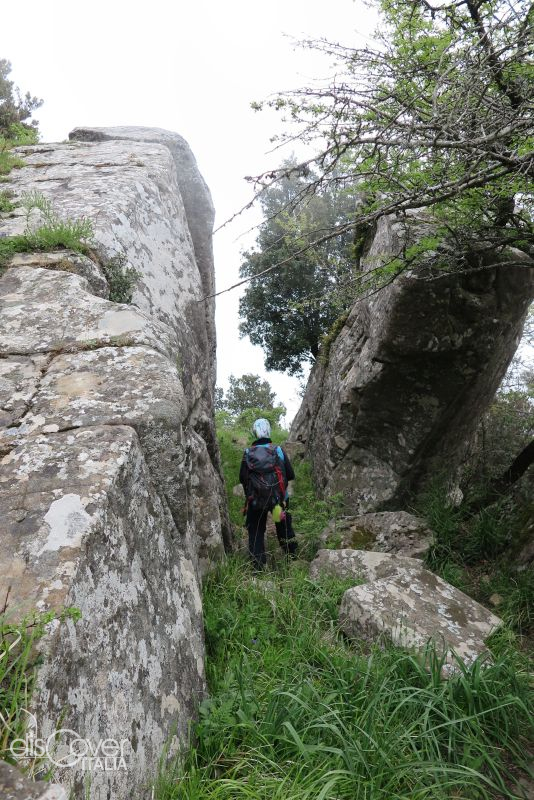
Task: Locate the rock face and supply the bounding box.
[290,215,534,512]
[319,511,433,558]
[310,549,502,675]
[0,128,230,798]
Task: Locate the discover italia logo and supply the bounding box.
[3,709,129,771]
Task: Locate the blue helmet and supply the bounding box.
[252,418,271,439]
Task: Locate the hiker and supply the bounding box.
[239,417,298,570]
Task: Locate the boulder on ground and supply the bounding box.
[310,548,426,583]
[319,511,433,558]
[339,568,502,675]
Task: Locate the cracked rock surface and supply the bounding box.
[0,127,230,799]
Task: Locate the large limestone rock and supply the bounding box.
[69,125,218,396]
[319,511,433,558]
[339,567,502,675]
[291,215,534,512]
[0,128,229,798]
[1,426,205,798]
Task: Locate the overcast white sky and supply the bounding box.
[0,0,379,422]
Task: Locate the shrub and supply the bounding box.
[419,484,534,634]
[100,253,140,304]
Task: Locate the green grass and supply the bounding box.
[0,125,38,176]
[152,423,533,799]
[154,557,533,800]
[0,191,94,270]
[0,607,80,765]
[418,485,534,636]
[0,189,16,212]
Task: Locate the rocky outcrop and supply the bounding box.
[0,128,230,798]
[291,215,534,512]
[310,549,502,675]
[319,511,433,558]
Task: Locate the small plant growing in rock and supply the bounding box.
[0,189,16,213]
[21,191,94,251]
[0,192,94,269]
[101,253,141,304]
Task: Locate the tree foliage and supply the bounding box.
[0,59,42,137]
[247,0,533,291]
[239,164,358,374]
[221,374,278,415]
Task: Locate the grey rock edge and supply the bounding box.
[0,128,231,799]
[290,214,534,513]
[310,549,502,676]
[0,760,66,800]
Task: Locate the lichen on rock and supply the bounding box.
[0,127,230,799]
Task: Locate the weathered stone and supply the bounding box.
[0,760,66,800]
[319,511,433,558]
[291,215,534,512]
[282,440,306,463]
[339,568,502,675]
[0,128,230,799]
[0,426,205,800]
[0,346,196,545]
[0,356,47,432]
[310,548,426,582]
[8,136,204,409]
[6,251,109,298]
[0,266,176,358]
[69,125,218,391]
[187,428,228,573]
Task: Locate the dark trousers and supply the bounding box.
[246,505,297,569]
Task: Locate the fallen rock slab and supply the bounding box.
[339,568,502,674]
[320,511,433,558]
[310,548,426,582]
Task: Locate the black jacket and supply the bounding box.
[239,438,295,495]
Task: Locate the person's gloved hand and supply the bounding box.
[286,480,294,498]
